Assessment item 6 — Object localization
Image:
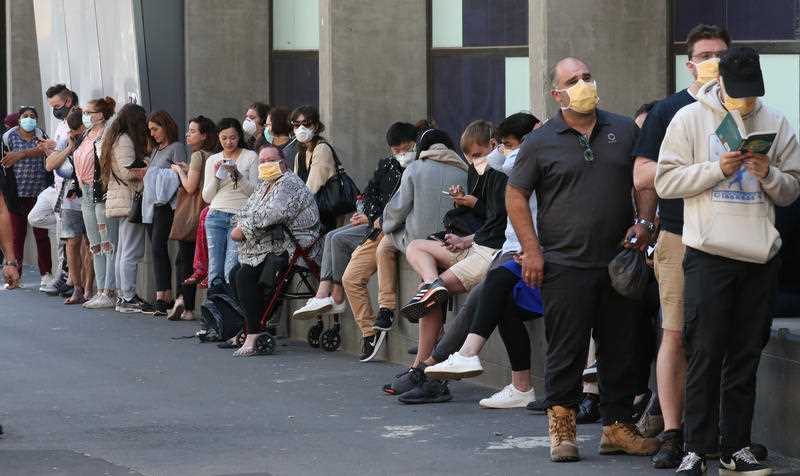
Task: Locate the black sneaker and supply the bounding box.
[652,429,683,469]
[153,299,168,317]
[676,452,707,475]
[359,332,386,362]
[400,279,448,323]
[750,443,768,462]
[397,379,452,404]
[576,393,600,424]
[382,367,425,395]
[526,399,548,414]
[373,308,395,331]
[117,296,154,314]
[138,298,156,315]
[719,447,772,476]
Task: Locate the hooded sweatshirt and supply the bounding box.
[382,143,468,252]
[655,80,800,263]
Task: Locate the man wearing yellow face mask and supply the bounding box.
[507,56,660,462]
[632,24,731,470]
[656,46,800,476]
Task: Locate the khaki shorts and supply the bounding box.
[653,230,686,331]
[445,243,498,291]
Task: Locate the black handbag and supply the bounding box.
[314,142,360,227]
[442,207,483,236]
[128,190,143,224]
[608,247,651,300]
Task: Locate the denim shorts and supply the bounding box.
[60,209,86,238]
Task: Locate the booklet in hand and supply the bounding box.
[715,111,776,155]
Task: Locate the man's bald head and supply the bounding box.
[548,57,591,90]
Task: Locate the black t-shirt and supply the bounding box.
[509,109,639,268]
[632,89,695,235]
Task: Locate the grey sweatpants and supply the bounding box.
[116,217,145,301]
[319,223,370,282]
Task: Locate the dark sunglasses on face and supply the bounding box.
[291,119,314,128]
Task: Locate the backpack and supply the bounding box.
[197,277,245,342]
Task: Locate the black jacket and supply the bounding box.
[363,156,404,226]
[468,166,508,249]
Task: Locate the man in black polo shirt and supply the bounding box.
[508,56,659,463]
[632,24,730,469]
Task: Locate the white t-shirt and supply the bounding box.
[53,120,81,211]
[500,148,538,255]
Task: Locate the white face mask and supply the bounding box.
[472,155,490,175]
[394,150,416,168]
[501,148,519,175]
[242,118,257,138]
[294,125,315,143]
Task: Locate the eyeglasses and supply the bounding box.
[291,119,314,128]
[692,50,727,62]
[578,135,594,162]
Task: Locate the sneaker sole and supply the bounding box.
[293,304,332,320]
[116,307,142,314]
[719,468,771,476]
[360,332,387,363]
[401,288,448,323]
[479,400,531,409]
[425,368,483,380]
[398,394,453,404]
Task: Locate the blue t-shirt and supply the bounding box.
[632,89,695,235]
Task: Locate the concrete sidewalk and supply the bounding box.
[1,273,799,476]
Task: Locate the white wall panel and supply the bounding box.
[32,0,71,136]
[95,0,141,106]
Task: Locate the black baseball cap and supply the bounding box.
[719,47,765,98]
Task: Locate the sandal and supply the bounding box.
[64,296,87,305]
[167,299,185,321]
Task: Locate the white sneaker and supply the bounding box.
[424,352,484,380]
[39,273,53,292]
[479,384,535,409]
[292,297,333,320]
[84,294,115,309]
[322,299,348,316]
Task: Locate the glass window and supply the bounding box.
[673,0,800,42]
[273,0,320,50]
[271,53,319,110]
[673,54,800,132]
[672,0,724,41]
[505,57,530,117]
[432,0,528,48]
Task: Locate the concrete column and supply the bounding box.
[529,0,667,119]
[318,0,427,187]
[6,0,42,114]
[184,0,270,122]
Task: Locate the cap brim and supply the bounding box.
[724,75,765,98]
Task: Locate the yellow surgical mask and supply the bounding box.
[692,57,720,85]
[258,162,283,181]
[559,79,599,114]
[723,94,757,116]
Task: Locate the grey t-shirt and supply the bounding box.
[148,142,188,170]
[508,109,639,269]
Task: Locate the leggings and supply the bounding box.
[175,240,196,311]
[469,265,533,372]
[146,204,174,291]
[192,207,209,276]
[10,196,52,275]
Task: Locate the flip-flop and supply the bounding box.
[64,296,87,305]
[167,301,185,321]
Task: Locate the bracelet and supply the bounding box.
[635,218,656,233]
[3,260,18,267]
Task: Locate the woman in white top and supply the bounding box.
[201,118,259,283]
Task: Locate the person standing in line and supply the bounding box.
[243,102,270,151]
[507,57,659,462]
[100,104,154,314]
[167,116,219,321]
[202,118,260,283]
[263,107,297,170]
[143,111,188,316]
[1,106,53,288]
[656,47,800,476]
[75,97,118,309]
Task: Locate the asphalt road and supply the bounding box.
[2,272,800,476]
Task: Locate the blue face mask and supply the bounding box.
[263,127,273,144]
[19,117,37,133]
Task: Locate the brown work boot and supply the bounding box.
[548,405,580,462]
[599,421,660,456]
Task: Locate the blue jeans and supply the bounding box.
[205,209,238,283]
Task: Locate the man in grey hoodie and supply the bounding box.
[656,47,800,476]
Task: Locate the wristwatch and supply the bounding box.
[635,218,656,233]
[3,260,18,267]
